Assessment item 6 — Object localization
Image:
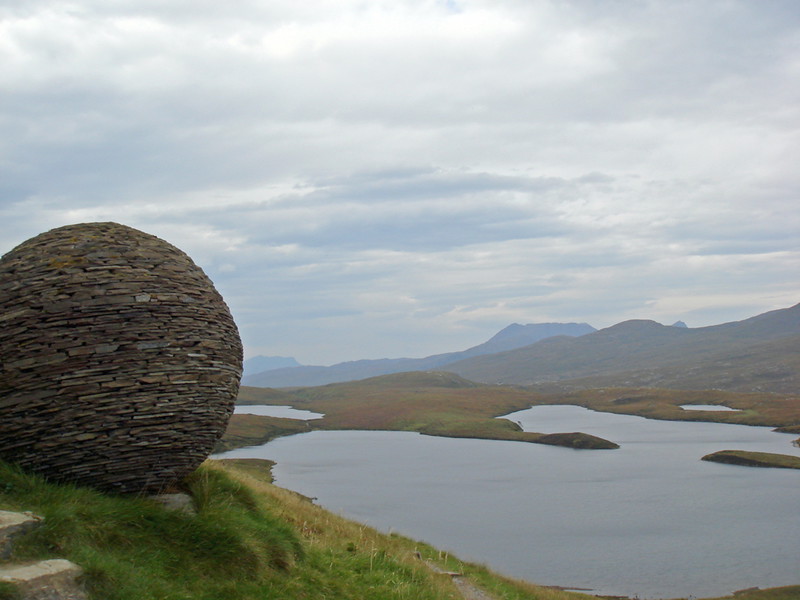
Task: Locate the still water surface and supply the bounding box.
[233,405,324,420]
[679,404,741,412]
[217,405,800,599]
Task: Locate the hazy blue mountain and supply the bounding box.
[242,355,302,378]
[243,322,595,388]
[475,322,596,354]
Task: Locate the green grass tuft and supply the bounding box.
[0,459,303,600]
[0,582,21,600]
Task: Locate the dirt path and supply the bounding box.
[450,575,496,600]
[418,555,496,600]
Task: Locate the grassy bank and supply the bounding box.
[215,413,310,452]
[0,457,586,600]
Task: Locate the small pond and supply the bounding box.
[233,405,324,420]
[680,404,741,411]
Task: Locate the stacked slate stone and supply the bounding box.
[0,222,243,494]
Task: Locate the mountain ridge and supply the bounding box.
[243,322,595,387]
[243,303,800,393]
[444,303,800,392]
[538,333,800,394]
[242,355,302,378]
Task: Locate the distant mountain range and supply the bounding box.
[243,303,800,394]
[445,303,800,394]
[242,322,596,387]
[242,355,302,378]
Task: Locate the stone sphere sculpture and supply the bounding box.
[0,222,243,494]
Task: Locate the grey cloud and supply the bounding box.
[1,0,797,363]
[173,170,585,253]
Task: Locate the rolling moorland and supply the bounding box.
[230,371,623,450]
[224,373,800,467]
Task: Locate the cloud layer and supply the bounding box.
[2,0,798,364]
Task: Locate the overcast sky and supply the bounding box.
[1,1,798,365]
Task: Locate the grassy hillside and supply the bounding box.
[541,334,800,394]
[0,457,595,600]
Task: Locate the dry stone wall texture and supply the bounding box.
[0,222,243,493]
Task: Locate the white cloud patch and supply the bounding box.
[1,0,798,363]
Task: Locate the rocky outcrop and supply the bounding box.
[0,511,41,560]
[0,511,86,600]
[0,560,86,600]
[0,222,243,494]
